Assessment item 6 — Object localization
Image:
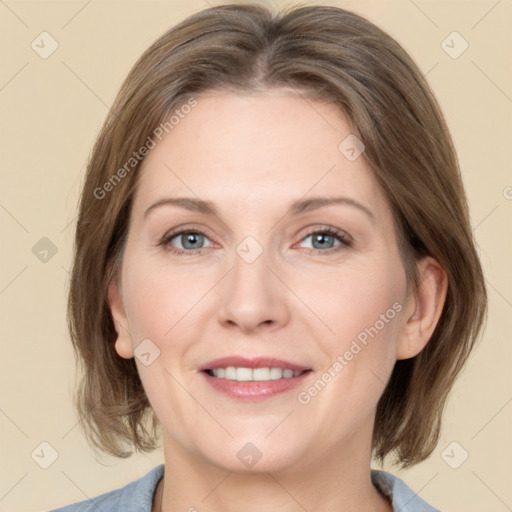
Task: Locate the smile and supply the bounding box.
[199,356,312,400]
[205,367,307,381]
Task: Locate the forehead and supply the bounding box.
[134,90,387,219]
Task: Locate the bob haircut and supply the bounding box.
[68,3,487,467]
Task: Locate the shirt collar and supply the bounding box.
[371,469,440,511]
[116,465,439,512]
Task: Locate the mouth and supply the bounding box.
[204,367,309,381]
[199,357,313,401]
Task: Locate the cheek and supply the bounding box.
[309,261,404,336]
[311,263,405,406]
[120,255,208,432]
[121,253,208,342]
[305,260,406,381]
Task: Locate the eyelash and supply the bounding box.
[158,226,352,256]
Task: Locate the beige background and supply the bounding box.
[1,1,511,511]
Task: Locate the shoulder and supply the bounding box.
[371,470,441,512]
[50,464,165,512]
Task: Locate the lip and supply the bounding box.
[201,371,311,401]
[199,356,310,372]
[198,356,312,401]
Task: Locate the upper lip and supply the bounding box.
[199,356,311,372]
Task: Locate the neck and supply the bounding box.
[156,438,392,512]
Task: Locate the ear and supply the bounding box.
[397,256,448,360]
[107,276,134,359]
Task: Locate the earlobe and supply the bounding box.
[397,257,448,360]
[107,278,134,359]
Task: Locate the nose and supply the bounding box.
[217,246,291,334]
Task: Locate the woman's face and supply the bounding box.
[109,89,416,472]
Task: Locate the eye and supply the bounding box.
[159,226,352,256]
[298,227,352,254]
[160,229,214,254]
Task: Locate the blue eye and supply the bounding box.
[162,230,213,254]
[302,231,339,250]
[160,227,351,256]
[299,228,351,252]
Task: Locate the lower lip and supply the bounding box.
[201,371,311,401]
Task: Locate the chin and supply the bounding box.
[198,435,308,474]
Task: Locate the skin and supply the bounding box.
[108,89,447,512]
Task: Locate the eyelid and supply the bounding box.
[299,224,352,243]
[160,223,216,241]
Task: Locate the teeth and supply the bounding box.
[253,367,270,381]
[269,367,282,380]
[236,367,252,381]
[225,366,237,380]
[210,367,304,381]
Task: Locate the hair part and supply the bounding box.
[68,2,487,466]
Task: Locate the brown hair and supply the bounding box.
[68,2,487,466]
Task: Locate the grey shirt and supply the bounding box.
[50,464,440,511]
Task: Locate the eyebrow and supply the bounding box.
[144,196,375,222]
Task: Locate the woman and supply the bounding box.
[53,3,486,511]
